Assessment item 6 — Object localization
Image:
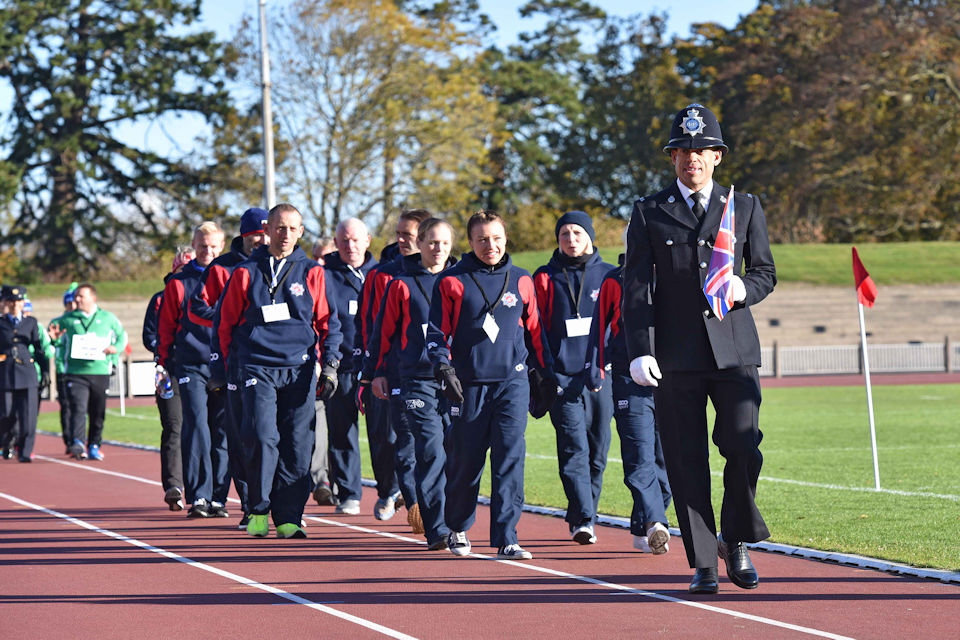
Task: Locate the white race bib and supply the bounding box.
[565,316,592,338]
[70,333,108,361]
[482,312,500,343]
[261,303,291,323]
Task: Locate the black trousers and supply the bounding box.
[63,374,110,447]
[655,365,770,569]
[57,376,73,448]
[2,387,38,458]
[157,376,184,492]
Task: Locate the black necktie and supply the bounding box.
[691,192,705,220]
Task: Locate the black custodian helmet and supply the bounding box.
[663,103,728,153]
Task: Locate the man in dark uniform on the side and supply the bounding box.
[0,285,49,462]
[622,103,776,594]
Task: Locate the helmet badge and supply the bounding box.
[681,108,705,139]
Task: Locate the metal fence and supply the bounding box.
[760,338,957,377]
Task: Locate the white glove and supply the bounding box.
[629,356,662,387]
[729,275,747,303]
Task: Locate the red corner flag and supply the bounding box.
[852,247,877,308]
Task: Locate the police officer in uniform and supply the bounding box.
[0,285,50,462]
[622,104,776,594]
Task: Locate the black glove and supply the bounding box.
[354,381,369,414]
[435,363,464,404]
[40,371,51,389]
[317,362,339,402]
[528,368,558,419]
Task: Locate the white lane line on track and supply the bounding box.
[525,454,959,501]
[0,490,417,640]
[27,456,854,639]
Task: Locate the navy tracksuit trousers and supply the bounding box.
[176,363,229,506]
[445,375,528,548]
[364,394,397,501]
[224,363,250,513]
[389,382,418,508]
[548,375,613,528]
[240,361,316,526]
[401,379,449,545]
[611,373,671,534]
[327,372,363,502]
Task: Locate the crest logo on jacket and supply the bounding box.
[590,288,600,302]
[501,291,518,308]
[289,282,305,297]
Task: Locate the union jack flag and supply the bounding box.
[702,185,736,320]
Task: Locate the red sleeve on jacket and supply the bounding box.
[156,278,185,368]
[532,270,553,332]
[375,281,408,374]
[217,268,251,367]
[438,276,464,345]
[359,269,378,347]
[595,277,621,372]
[519,274,549,369]
[189,263,229,328]
[307,265,330,360]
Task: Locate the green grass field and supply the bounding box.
[41,382,959,572]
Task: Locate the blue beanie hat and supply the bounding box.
[240,207,269,236]
[555,210,595,243]
[63,281,78,305]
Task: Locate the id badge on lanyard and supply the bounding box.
[263,256,292,323]
[565,316,592,337]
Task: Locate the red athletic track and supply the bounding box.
[2,432,957,640]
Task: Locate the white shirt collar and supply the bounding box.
[676,178,714,210]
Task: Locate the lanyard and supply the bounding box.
[267,256,294,302]
[467,270,511,315]
[561,267,585,318]
[77,309,100,334]
[410,275,431,306]
[341,265,365,295]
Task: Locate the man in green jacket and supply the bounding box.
[49,283,127,461]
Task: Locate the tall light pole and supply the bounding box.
[259,0,276,209]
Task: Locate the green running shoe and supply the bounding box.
[276,523,307,539]
[246,514,269,537]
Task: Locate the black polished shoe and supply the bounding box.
[688,567,719,594]
[718,534,759,589]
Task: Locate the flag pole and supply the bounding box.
[857,300,880,490]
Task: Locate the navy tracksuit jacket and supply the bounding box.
[217,244,342,526]
[533,249,615,529]
[427,252,553,548]
[585,256,671,534]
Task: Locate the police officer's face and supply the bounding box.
[336,222,371,267]
[671,147,722,191]
[469,220,507,266]
[558,223,593,258]
[267,209,305,258]
[193,231,225,268]
[396,219,420,257]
